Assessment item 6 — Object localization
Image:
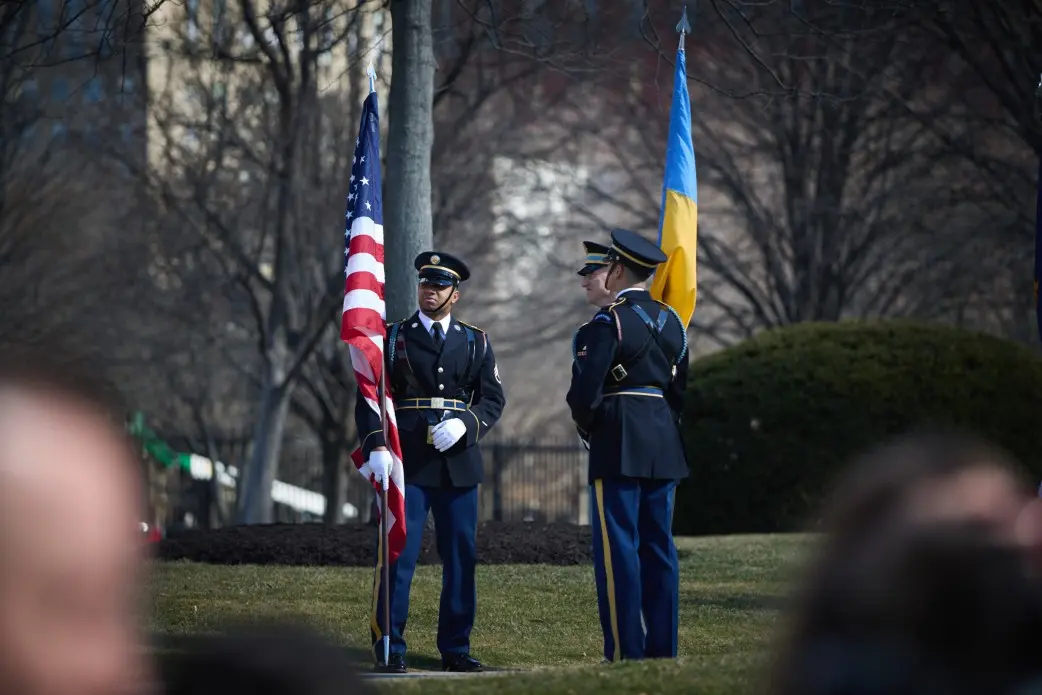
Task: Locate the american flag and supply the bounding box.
[340,88,406,564]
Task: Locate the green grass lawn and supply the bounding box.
[149,534,812,694]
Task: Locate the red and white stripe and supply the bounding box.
[341,215,406,564]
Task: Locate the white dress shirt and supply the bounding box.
[418,311,451,337]
[616,286,645,298]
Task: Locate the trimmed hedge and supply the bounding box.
[674,320,1042,536]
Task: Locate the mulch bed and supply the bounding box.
[155,521,592,566]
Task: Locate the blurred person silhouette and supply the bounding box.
[767,518,1042,695]
[812,429,1042,562]
[766,430,1042,695]
[158,620,375,695]
[0,341,153,695]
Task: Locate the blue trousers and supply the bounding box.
[371,483,478,658]
[590,477,679,662]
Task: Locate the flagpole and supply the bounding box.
[379,358,390,668]
[366,58,390,668]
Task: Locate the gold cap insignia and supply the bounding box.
[430,254,441,264]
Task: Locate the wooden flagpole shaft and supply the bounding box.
[378,362,391,666]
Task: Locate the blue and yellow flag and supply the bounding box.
[1035,158,1041,345]
[649,45,698,328]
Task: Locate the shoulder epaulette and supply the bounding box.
[457,320,485,334]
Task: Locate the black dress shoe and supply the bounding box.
[442,652,483,672]
[374,653,406,674]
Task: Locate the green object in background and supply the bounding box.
[675,320,1042,536]
[127,411,191,472]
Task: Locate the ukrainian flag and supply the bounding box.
[649,45,698,328]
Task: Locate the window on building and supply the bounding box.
[120,75,135,94]
[212,0,228,47]
[52,77,68,102]
[186,0,199,42]
[317,6,333,65]
[630,0,645,37]
[21,77,38,101]
[65,0,85,56]
[36,0,54,31]
[84,75,103,102]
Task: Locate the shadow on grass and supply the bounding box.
[149,633,515,673]
[680,593,788,612]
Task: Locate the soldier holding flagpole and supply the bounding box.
[345,64,506,675]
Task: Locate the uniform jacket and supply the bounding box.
[355,312,506,488]
[566,289,689,483]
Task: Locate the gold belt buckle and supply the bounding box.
[430,397,445,409]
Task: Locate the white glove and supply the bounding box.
[431,418,467,452]
[368,449,392,485]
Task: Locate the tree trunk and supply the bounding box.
[385,0,435,321]
[321,426,345,525]
[235,373,293,524]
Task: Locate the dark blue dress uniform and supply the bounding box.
[573,240,612,449]
[566,229,690,663]
[355,251,506,673]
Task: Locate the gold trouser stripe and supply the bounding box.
[370,525,384,641]
[594,479,621,662]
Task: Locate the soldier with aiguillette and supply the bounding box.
[567,228,690,663]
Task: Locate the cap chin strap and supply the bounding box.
[421,284,457,318]
[605,260,626,295]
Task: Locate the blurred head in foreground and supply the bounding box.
[769,519,1042,695]
[817,429,1040,551]
[159,621,375,695]
[768,430,1042,695]
[0,342,149,695]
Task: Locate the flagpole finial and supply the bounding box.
[676,5,691,50]
[367,61,377,93]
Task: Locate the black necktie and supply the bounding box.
[431,322,444,350]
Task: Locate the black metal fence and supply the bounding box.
[150,438,589,532]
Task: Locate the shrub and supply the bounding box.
[674,320,1042,536]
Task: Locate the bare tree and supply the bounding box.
[556,4,996,348]
[143,0,376,523]
[289,327,358,524]
[903,0,1042,341]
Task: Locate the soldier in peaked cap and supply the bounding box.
[566,228,690,664]
[355,250,506,674]
[577,240,614,309]
[573,240,615,450]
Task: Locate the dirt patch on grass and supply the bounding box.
[156,522,592,567]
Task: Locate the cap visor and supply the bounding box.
[419,276,455,287]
